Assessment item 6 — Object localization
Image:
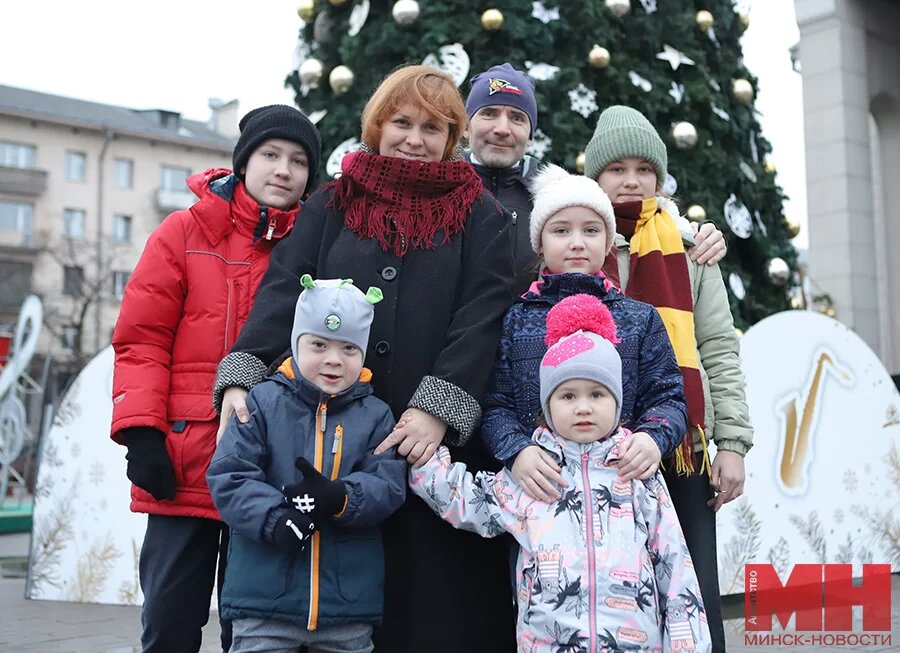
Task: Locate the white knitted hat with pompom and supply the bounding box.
[528,163,616,255]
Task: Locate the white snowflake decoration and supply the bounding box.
[754,210,768,237]
[307,110,328,125]
[711,104,731,121]
[656,44,695,71]
[739,161,757,183]
[326,137,361,178]
[525,61,561,81]
[729,273,746,300]
[568,83,598,118]
[348,0,370,36]
[422,43,470,87]
[724,194,753,239]
[668,82,685,104]
[628,70,652,92]
[531,1,560,23]
[638,0,657,12]
[527,129,553,159]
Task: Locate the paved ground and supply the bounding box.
[1,532,898,652]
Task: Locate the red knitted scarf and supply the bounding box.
[324,151,483,257]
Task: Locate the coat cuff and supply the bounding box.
[712,437,751,457]
[213,352,267,414]
[408,376,482,446]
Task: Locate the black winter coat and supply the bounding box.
[467,152,542,295]
[229,184,518,652]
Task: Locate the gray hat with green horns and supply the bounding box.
[290,275,383,361]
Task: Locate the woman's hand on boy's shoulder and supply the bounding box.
[374,408,446,467]
[216,387,249,443]
[511,445,567,503]
[615,431,661,481]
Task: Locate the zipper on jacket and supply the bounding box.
[265,218,276,240]
[582,452,597,653]
[331,425,343,480]
[308,399,329,631]
[223,278,234,352]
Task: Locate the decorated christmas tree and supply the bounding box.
[287,0,798,329]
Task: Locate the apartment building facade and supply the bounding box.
[0,85,238,362]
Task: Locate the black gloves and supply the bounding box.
[273,509,316,555]
[282,457,348,519]
[122,427,176,501]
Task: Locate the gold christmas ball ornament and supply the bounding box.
[672,121,698,149]
[481,9,504,30]
[687,205,707,222]
[739,11,750,31]
[764,158,776,174]
[605,0,631,18]
[328,0,348,5]
[329,65,355,94]
[785,217,801,239]
[825,307,836,318]
[790,296,804,310]
[734,327,744,340]
[392,0,420,25]
[588,45,611,69]
[575,151,586,174]
[696,10,714,31]
[732,78,755,105]
[297,0,315,21]
[298,57,325,88]
[767,257,790,286]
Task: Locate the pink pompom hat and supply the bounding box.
[540,293,622,431]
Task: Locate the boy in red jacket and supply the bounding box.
[110,104,321,653]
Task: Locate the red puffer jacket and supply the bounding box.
[111,169,298,519]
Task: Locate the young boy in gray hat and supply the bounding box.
[208,275,406,653]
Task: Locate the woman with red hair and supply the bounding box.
[214,65,517,651]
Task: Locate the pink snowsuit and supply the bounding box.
[409,427,712,653]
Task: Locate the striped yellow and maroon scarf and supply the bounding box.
[603,198,710,475]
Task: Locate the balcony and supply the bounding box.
[0,166,48,197]
[156,187,196,213]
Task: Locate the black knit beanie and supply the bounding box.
[232,105,322,195]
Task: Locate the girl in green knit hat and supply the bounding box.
[584,104,754,653]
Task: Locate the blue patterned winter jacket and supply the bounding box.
[482,273,687,466]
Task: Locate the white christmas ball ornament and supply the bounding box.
[605,0,631,18]
[672,121,698,149]
[298,58,324,88]
[392,0,420,24]
[329,65,355,94]
[767,257,791,285]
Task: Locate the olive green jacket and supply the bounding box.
[611,197,753,457]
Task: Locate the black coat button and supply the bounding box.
[381,266,397,281]
[374,341,391,356]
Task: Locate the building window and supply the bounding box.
[160,165,190,191]
[0,260,33,311]
[114,158,133,189]
[65,150,86,182]
[112,270,130,300]
[63,265,84,297]
[63,208,86,239]
[61,324,80,351]
[112,214,132,243]
[0,201,34,246]
[0,142,36,169]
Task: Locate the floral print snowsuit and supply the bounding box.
[410,428,712,653]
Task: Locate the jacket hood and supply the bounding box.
[186,168,298,247]
[522,272,624,305]
[531,425,626,466]
[270,356,374,408]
